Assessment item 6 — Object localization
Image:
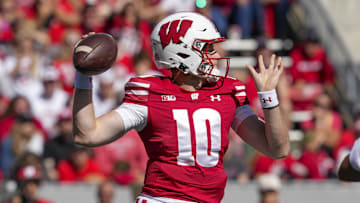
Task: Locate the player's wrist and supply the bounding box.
[258,89,279,109]
[74,71,92,89]
[349,139,360,172]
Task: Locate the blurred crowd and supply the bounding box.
[0,0,359,202]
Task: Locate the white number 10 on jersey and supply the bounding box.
[173,108,221,167]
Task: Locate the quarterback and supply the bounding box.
[72,12,289,203]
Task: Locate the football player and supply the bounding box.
[337,138,360,181]
[72,12,289,203]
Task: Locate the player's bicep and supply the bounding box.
[81,102,148,147]
[84,110,125,146]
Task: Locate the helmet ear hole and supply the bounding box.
[177,53,190,59]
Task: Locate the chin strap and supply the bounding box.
[171,69,183,84]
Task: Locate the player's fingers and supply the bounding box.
[81,32,95,39]
[258,55,265,72]
[246,64,257,77]
[275,57,282,71]
[269,54,276,70]
[278,59,284,74]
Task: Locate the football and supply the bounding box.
[73,33,118,76]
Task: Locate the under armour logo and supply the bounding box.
[210,95,221,102]
[191,93,199,100]
[262,97,272,103]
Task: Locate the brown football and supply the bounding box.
[73,33,118,76]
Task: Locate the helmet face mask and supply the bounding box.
[192,38,230,81]
[151,12,230,81]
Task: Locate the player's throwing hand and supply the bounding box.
[246,54,284,92]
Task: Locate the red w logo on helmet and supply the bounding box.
[159,19,193,49]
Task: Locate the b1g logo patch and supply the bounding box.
[159,20,193,49]
[161,95,176,101]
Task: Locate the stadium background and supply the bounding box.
[0,0,360,202]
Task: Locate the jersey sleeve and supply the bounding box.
[115,77,151,132]
[230,79,254,130]
[123,77,151,105]
[231,105,255,130]
[115,103,148,132]
[232,81,250,107]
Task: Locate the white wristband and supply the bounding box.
[349,138,360,171]
[258,89,279,109]
[74,71,92,89]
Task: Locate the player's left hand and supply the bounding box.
[246,54,284,91]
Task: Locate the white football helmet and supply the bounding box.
[151,12,229,81]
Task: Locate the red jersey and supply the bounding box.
[57,159,104,182]
[289,46,334,84]
[123,76,248,203]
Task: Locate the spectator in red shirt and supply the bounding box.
[334,128,357,165]
[106,2,153,71]
[334,113,360,163]
[298,130,335,179]
[47,0,83,44]
[13,165,54,203]
[7,153,54,203]
[0,96,47,142]
[57,146,105,183]
[93,129,148,183]
[112,161,136,186]
[252,152,308,179]
[301,93,343,157]
[0,0,18,42]
[81,4,106,33]
[1,114,45,177]
[289,34,335,110]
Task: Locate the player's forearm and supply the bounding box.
[72,88,98,146]
[72,88,127,147]
[263,107,290,159]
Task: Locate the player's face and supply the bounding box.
[200,42,228,80]
[205,44,220,64]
